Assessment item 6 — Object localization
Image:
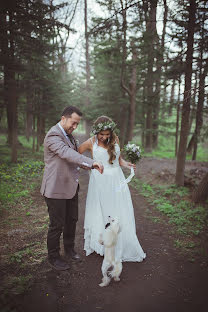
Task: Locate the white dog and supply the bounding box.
[98,216,122,287]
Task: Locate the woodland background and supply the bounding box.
[0,0,208,192]
[0,1,208,309]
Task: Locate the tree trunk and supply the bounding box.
[161,76,168,118]
[118,97,128,147]
[187,73,198,154]
[145,0,158,152]
[192,62,208,160]
[168,79,176,116]
[6,67,18,162]
[36,115,45,151]
[36,113,40,152]
[32,115,36,153]
[192,13,208,161]
[126,43,137,142]
[26,82,33,141]
[159,0,168,121]
[5,10,18,162]
[38,115,45,146]
[175,78,181,156]
[84,0,91,137]
[141,84,146,147]
[175,0,196,186]
[152,0,167,148]
[192,172,208,203]
[119,1,128,145]
[186,133,195,154]
[152,39,161,148]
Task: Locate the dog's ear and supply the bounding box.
[105,222,110,229]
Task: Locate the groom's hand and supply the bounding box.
[92,161,104,174]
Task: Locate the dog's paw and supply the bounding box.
[99,276,111,287]
[114,277,120,282]
[99,282,107,287]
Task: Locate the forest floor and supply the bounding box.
[0,135,208,312]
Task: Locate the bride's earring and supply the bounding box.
[107,138,110,144]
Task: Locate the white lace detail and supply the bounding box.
[84,228,104,256]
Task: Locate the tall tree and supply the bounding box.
[192,59,208,160]
[0,0,76,161]
[175,0,196,186]
[84,0,91,136]
[192,4,208,160]
[153,0,168,148]
[121,40,138,142]
[4,9,18,162]
[144,0,158,152]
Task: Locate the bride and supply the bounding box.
[78,116,146,262]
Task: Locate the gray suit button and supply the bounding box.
[76,179,79,182]
[77,167,80,170]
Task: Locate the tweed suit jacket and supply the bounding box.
[40,123,94,199]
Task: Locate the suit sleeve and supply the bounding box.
[45,132,94,168]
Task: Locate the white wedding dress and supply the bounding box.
[84,137,146,262]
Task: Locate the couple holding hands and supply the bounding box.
[41,106,146,271]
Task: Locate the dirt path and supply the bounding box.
[136,157,208,186]
[6,167,206,312]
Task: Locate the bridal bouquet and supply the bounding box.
[123,143,142,164]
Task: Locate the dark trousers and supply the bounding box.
[44,191,78,260]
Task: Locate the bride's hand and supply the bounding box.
[126,162,136,171]
[119,157,136,171]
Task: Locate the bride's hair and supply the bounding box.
[93,116,117,164]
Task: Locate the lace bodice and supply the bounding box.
[92,137,120,169]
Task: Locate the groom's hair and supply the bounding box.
[62,106,83,118]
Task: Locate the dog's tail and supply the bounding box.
[109,261,122,278]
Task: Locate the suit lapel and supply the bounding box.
[55,124,75,149]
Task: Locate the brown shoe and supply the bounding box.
[48,256,70,271]
[65,249,81,262]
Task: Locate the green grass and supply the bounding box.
[0,160,44,211]
[5,274,33,295]
[0,135,43,163]
[131,179,208,242]
[9,241,44,264]
[143,144,207,161]
[133,128,208,161]
[0,134,44,213]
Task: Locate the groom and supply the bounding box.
[41,106,103,271]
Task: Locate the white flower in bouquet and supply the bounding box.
[123,143,142,164]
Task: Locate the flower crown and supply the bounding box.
[91,121,117,134]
